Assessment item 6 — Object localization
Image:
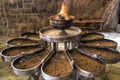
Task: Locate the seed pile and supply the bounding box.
[81,33,104,41]
[5,46,41,56]
[9,39,38,45]
[43,51,72,77]
[83,40,116,47]
[80,47,119,59]
[14,50,49,69]
[70,50,103,72]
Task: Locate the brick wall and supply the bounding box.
[102,0,119,31]
[0,0,118,35]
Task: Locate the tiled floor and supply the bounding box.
[0,32,120,80]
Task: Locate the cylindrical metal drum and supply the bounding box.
[47,41,79,51]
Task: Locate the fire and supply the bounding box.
[59,3,70,20]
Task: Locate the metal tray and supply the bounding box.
[6,38,39,47]
[11,48,51,76]
[80,39,117,49]
[66,50,105,78]
[0,44,42,62]
[41,50,75,80]
[20,32,40,41]
[39,26,81,42]
[80,32,104,42]
[77,45,120,64]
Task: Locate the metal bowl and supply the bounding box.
[20,32,46,47]
[50,19,73,30]
[41,51,75,80]
[11,48,51,76]
[39,26,81,42]
[49,16,74,30]
[6,38,39,47]
[20,32,40,41]
[80,29,98,35]
[0,45,42,62]
[80,39,117,49]
[67,50,105,78]
[80,32,104,42]
[77,45,120,64]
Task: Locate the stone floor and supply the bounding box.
[0,32,120,80]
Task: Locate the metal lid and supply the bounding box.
[39,26,82,42]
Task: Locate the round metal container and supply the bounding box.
[0,45,42,62]
[50,19,73,30]
[77,45,120,64]
[39,26,81,50]
[39,26,81,42]
[49,15,74,30]
[80,39,117,49]
[66,50,105,78]
[20,32,46,47]
[20,32,40,41]
[80,32,104,42]
[11,48,51,76]
[41,51,75,80]
[6,38,39,47]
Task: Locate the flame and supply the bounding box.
[9,0,15,4]
[59,3,70,20]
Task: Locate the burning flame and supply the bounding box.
[59,3,70,20]
[9,0,15,4]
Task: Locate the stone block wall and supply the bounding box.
[102,0,119,31]
[0,0,118,36]
[0,0,63,36]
